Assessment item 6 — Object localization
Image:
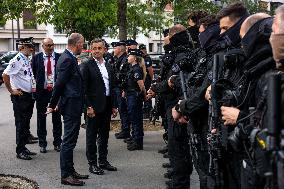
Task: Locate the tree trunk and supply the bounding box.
[117,0,127,40]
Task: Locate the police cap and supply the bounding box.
[16,37,34,47]
[111,41,126,47]
[138,44,146,50]
[125,39,138,46]
[128,49,142,57]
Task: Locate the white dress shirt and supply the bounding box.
[4,52,33,93]
[94,58,110,96]
[43,52,56,89]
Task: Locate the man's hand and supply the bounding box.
[87,107,96,118]
[11,89,23,96]
[172,107,181,121]
[147,88,156,99]
[168,76,175,88]
[46,107,54,114]
[112,108,118,118]
[221,106,240,126]
[122,91,126,98]
[178,116,189,124]
[205,85,211,101]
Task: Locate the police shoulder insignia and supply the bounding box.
[17,56,20,61]
[134,73,140,79]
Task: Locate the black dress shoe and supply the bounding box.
[17,152,32,160]
[163,152,169,158]
[127,141,143,151]
[89,165,104,175]
[54,145,61,152]
[123,137,133,143]
[158,146,168,154]
[164,171,173,179]
[162,162,171,168]
[99,161,117,171]
[40,147,47,153]
[29,134,38,140]
[61,176,84,186]
[24,149,37,156]
[27,139,38,144]
[115,132,130,139]
[72,171,89,179]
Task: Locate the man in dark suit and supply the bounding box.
[46,33,89,186]
[32,38,62,153]
[82,38,118,175]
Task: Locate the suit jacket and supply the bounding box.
[31,52,60,95]
[49,49,84,116]
[82,57,116,114]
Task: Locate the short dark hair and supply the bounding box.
[188,10,208,25]
[217,2,248,22]
[90,38,105,47]
[199,15,219,28]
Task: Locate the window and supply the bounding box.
[157,43,162,53]
[149,43,153,52]
[23,10,36,29]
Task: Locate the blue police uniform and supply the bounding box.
[126,63,144,150]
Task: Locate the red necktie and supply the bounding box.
[47,55,52,91]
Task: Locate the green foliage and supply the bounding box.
[220,0,268,14]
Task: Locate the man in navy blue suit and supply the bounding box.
[32,38,62,153]
[46,33,89,186]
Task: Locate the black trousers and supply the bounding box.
[167,108,192,189]
[86,97,111,165]
[11,92,34,154]
[36,90,62,147]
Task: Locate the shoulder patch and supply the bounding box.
[134,73,140,79]
[17,56,20,61]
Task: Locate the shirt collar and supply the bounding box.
[66,48,76,58]
[93,57,106,65]
[43,51,55,58]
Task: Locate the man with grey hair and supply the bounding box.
[47,33,89,186]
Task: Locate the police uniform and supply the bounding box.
[139,44,153,115]
[111,41,131,139]
[125,49,144,151]
[3,38,35,159]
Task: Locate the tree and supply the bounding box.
[117,0,127,40]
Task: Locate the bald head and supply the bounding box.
[42,38,54,55]
[169,24,186,38]
[273,5,284,34]
[240,13,271,38]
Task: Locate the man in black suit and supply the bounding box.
[32,38,62,153]
[82,38,118,175]
[46,33,89,186]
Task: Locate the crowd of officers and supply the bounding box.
[2,1,284,188]
[144,2,284,189]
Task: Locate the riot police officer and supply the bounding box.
[124,49,146,151]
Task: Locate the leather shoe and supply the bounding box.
[158,146,168,154]
[72,171,89,179]
[29,134,38,140]
[89,165,104,175]
[54,145,61,152]
[27,139,38,144]
[123,137,133,143]
[99,161,117,171]
[24,149,37,156]
[61,176,84,186]
[162,162,171,168]
[164,171,173,179]
[17,152,32,160]
[127,141,143,151]
[40,147,47,153]
[163,152,170,158]
[115,131,130,139]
